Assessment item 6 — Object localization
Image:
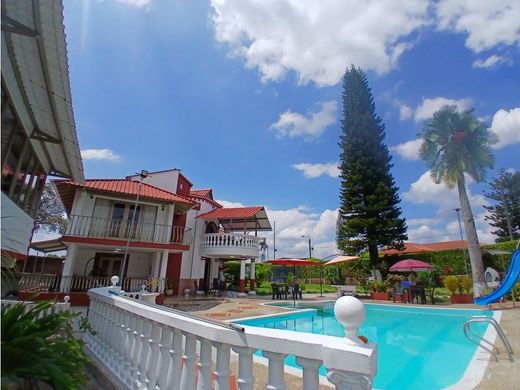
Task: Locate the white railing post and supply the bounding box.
[263,351,287,390]
[180,334,197,390]
[156,325,173,390]
[232,346,256,390]
[130,316,144,385]
[166,329,183,390]
[213,342,231,390]
[144,321,162,390]
[295,357,321,390]
[196,339,212,390]
[136,319,153,388]
[122,312,137,387]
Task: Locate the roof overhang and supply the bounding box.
[197,207,272,231]
[2,0,84,182]
[30,238,67,253]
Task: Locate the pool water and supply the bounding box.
[236,303,493,389]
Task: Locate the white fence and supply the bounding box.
[86,285,377,389]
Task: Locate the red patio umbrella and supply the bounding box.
[389,259,433,272]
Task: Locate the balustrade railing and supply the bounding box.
[65,215,192,245]
[18,273,166,294]
[200,233,260,249]
[85,283,377,390]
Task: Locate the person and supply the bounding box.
[401,278,412,303]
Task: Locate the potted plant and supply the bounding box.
[444,275,473,304]
[165,280,174,296]
[370,280,389,300]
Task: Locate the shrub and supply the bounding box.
[370,280,388,292]
[443,275,460,295]
[459,276,473,294]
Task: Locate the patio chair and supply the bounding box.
[292,283,302,300]
[271,283,279,300]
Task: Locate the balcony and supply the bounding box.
[64,215,192,246]
[199,233,261,259]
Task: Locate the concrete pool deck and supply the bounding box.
[164,294,520,390]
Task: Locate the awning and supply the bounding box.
[197,206,272,231]
[30,238,67,253]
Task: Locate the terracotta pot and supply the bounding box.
[155,294,165,305]
[450,294,473,304]
[371,291,389,300]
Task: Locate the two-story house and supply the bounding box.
[25,168,271,303]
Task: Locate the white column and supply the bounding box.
[159,250,169,279]
[248,259,256,295]
[60,243,77,292]
[179,334,197,390]
[165,330,183,390]
[239,260,247,296]
[213,342,231,390]
[152,252,161,278]
[155,325,173,390]
[295,357,321,390]
[197,339,212,390]
[263,351,287,390]
[232,346,256,390]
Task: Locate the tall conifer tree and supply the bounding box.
[337,66,407,266]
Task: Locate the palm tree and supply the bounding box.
[419,105,497,297]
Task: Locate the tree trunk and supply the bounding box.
[457,176,486,297]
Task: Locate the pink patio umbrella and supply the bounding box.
[389,259,433,273]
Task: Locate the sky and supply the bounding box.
[45,0,520,259]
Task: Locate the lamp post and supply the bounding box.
[120,170,148,289]
[454,207,469,275]
[302,235,321,296]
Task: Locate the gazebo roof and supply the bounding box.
[196,206,271,231]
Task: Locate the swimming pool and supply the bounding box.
[235,303,494,389]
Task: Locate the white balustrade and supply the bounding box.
[199,233,261,258]
[85,289,376,390]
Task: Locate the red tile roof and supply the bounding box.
[379,240,468,255]
[190,189,213,198]
[55,179,195,214]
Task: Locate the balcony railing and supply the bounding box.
[86,284,377,390]
[18,273,166,293]
[65,215,192,245]
[199,233,261,258]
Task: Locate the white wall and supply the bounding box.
[180,199,216,280]
[130,170,180,194]
[1,192,34,256]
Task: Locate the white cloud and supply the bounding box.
[81,148,121,162]
[414,97,472,122]
[211,0,430,86]
[436,0,520,53]
[390,139,422,161]
[292,162,340,178]
[399,104,414,120]
[472,55,507,69]
[115,0,152,8]
[490,107,520,149]
[270,101,337,140]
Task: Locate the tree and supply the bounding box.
[419,105,497,296]
[483,169,520,241]
[34,183,67,234]
[337,66,407,267]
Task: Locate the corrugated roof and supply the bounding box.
[55,179,195,214]
[379,240,468,255]
[197,206,271,231]
[3,0,84,182]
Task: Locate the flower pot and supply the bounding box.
[450,294,473,304]
[165,289,174,296]
[371,291,389,300]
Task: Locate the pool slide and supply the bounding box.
[475,249,520,306]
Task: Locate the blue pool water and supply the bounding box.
[235,303,493,389]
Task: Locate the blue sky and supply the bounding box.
[53,0,519,258]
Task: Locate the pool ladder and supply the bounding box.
[463,316,514,362]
